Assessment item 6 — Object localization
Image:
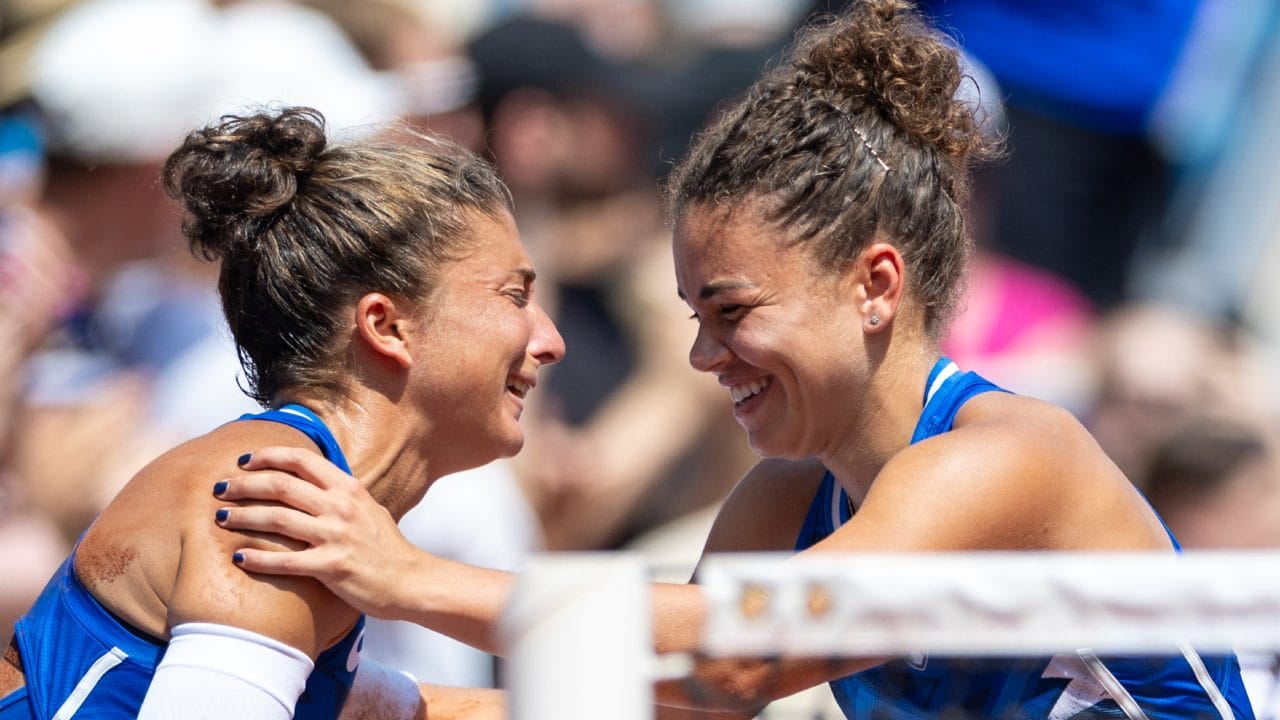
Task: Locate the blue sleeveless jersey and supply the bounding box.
[794,359,1256,719]
[1,404,365,719]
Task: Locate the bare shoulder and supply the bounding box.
[839,393,1159,551]
[702,457,829,554]
[82,419,357,656]
[168,421,359,655]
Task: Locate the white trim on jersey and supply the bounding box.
[53,647,128,720]
[1178,642,1235,720]
[830,482,845,531]
[1079,649,1149,720]
[925,361,959,406]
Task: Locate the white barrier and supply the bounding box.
[699,551,1280,657]
[502,551,1280,718]
[501,553,653,720]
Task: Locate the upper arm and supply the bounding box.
[695,458,826,566]
[161,426,359,657]
[167,497,355,659]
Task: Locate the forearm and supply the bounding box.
[654,704,756,719]
[421,685,505,720]
[649,582,876,712]
[392,551,514,656]
[656,656,873,713]
[652,582,705,656]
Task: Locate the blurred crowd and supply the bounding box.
[1,0,1279,717]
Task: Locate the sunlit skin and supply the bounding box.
[0,207,561,720]
[674,202,874,461]
[206,201,1182,714]
[401,210,565,478]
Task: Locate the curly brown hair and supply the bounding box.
[666,0,1003,337]
[162,107,513,404]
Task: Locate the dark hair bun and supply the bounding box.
[162,106,328,260]
[793,0,992,161]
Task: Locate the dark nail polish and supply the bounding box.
[236,453,252,467]
[212,481,228,496]
[215,508,229,523]
[232,552,245,564]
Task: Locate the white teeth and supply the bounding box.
[508,379,530,398]
[729,378,768,404]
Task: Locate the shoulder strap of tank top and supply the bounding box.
[238,403,352,474]
[910,357,1008,445]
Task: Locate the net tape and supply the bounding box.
[698,551,1280,657]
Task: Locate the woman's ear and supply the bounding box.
[859,242,905,333]
[354,293,414,369]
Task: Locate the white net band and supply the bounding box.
[698,551,1280,657]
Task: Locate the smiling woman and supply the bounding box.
[203,2,1255,719]
[0,106,560,720]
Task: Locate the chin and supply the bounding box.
[496,432,525,459]
[746,430,804,460]
[746,433,783,458]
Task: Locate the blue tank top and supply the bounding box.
[794,358,1255,719]
[1,404,364,720]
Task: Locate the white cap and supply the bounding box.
[29,0,405,164]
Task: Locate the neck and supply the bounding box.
[819,340,940,503]
[281,393,436,522]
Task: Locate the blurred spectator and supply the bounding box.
[0,0,403,645]
[514,0,668,62]
[645,0,809,174]
[0,0,90,646]
[1087,302,1275,489]
[937,50,1099,412]
[1136,2,1280,324]
[467,12,757,552]
[1143,414,1280,550]
[298,0,485,150]
[1141,414,1280,720]
[0,207,75,647]
[915,0,1205,311]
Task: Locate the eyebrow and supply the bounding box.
[515,267,537,284]
[677,279,757,302]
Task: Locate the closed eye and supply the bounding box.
[688,304,747,322]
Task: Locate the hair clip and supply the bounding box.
[852,126,891,173]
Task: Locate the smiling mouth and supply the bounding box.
[729,378,769,405]
[507,378,530,398]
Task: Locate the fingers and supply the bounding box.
[235,445,359,492]
[213,468,330,516]
[215,503,328,546]
[227,546,319,578]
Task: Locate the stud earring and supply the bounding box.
[868,313,881,327]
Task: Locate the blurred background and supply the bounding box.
[2,0,1279,717]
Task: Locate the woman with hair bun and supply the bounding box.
[0,106,562,719]
[210,2,1255,717]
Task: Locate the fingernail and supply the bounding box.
[215,508,229,523]
[237,453,252,467]
[232,552,245,565]
[212,481,228,496]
